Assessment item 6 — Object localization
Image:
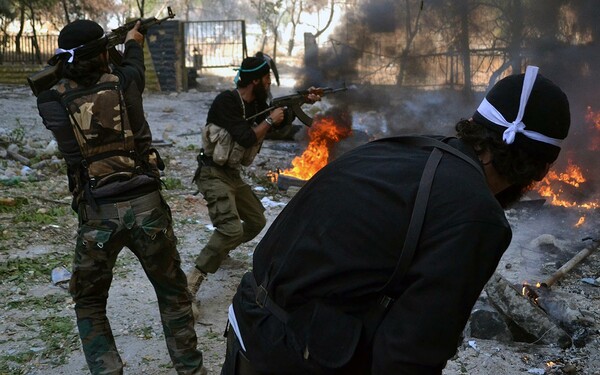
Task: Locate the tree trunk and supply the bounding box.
[61,0,70,24]
[508,0,524,74]
[457,0,472,98]
[16,6,25,55]
[27,5,42,64]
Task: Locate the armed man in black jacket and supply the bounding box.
[222,66,571,374]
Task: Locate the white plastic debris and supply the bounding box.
[51,266,71,287]
[527,369,545,374]
[581,277,599,286]
[261,197,286,208]
[20,166,33,176]
[468,340,479,352]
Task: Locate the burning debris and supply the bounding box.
[275,108,353,190]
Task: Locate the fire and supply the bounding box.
[536,160,599,208]
[575,216,585,227]
[279,112,352,181]
[543,162,585,188]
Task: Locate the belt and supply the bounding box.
[199,154,235,169]
[80,190,162,220]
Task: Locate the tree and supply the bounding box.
[286,0,302,55]
[395,0,424,86]
[251,0,283,59]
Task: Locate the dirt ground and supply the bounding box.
[1,75,600,375]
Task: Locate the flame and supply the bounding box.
[280,113,352,181]
[575,216,585,227]
[536,160,599,208]
[266,170,279,183]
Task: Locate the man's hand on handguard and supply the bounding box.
[125,21,144,45]
[306,87,323,104]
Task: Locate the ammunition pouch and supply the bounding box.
[203,123,261,168]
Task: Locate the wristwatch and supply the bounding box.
[265,116,274,127]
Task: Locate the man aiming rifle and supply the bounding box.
[27,6,175,96]
[35,16,206,375]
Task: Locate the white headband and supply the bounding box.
[54,46,82,63]
[476,65,562,147]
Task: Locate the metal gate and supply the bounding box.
[183,20,247,70]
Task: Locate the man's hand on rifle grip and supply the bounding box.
[126,21,144,45]
[269,107,285,126]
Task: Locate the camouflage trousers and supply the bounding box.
[194,166,266,273]
[71,191,204,375]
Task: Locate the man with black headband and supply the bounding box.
[187,56,321,308]
[36,20,206,375]
[220,66,571,374]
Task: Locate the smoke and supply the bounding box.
[297,0,473,141]
[296,1,600,202]
[361,0,398,33]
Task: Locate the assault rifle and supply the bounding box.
[27,6,175,96]
[247,86,348,127]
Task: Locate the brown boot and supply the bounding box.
[191,301,201,323]
[187,267,206,297]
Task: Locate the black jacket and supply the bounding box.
[206,90,269,148]
[232,136,512,374]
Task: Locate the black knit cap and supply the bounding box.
[473,72,570,163]
[58,20,105,49]
[238,56,271,83]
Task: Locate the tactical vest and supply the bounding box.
[203,123,261,168]
[56,74,159,191]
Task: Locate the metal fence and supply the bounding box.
[0,34,57,65]
[355,48,514,90]
[183,20,247,70]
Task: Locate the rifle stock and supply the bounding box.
[27,6,175,96]
[27,60,63,97]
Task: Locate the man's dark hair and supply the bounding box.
[456,118,549,207]
[62,55,109,87]
[236,77,252,88]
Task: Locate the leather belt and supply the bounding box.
[80,190,161,220]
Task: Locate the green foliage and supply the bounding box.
[13,206,70,224]
[133,325,155,340]
[0,316,78,371]
[0,197,28,213]
[0,253,72,284]
[0,178,21,187]
[39,316,79,364]
[6,294,68,311]
[163,177,184,190]
[8,119,25,144]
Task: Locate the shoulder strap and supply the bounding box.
[361,136,485,343]
[375,135,483,177]
[382,146,442,293]
[375,135,483,292]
